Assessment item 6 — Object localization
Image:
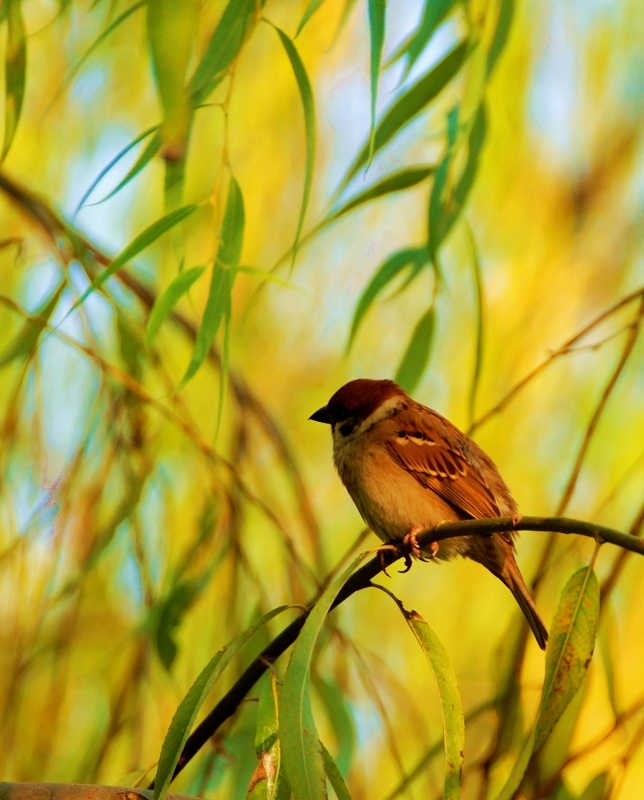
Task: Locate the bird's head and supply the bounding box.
[310,379,409,440]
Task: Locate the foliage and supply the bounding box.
[0,1,642,798]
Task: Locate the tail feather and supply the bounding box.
[507,571,548,650]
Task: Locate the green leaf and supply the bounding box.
[47,1,145,115]
[2,0,26,162]
[71,204,198,313]
[280,553,366,800]
[464,222,484,424]
[388,0,456,76]
[295,0,325,37]
[487,0,515,76]
[321,741,351,800]
[495,567,599,800]
[0,283,64,369]
[367,0,385,165]
[406,611,464,800]
[313,674,356,776]
[274,28,316,270]
[534,567,599,751]
[152,579,202,671]
[249,672,291,800]
[74,124,159,215]
[154,605,290,800]
[347,247,427,349]
[182,177,244,385]
[331,165,434,221]
[145,265,205,349]
[189,0,257,104]
[148,0,199,161]
[394,306,436,394]
[90,129,162,207]
[340,40,468,187]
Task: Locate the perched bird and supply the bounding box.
[310,378,548,649]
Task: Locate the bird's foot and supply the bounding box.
[377,544,399,577]
[398,527,439,569]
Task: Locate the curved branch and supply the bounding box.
[153,515,642,786]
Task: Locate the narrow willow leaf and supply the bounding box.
[148,0,199,160]
[313,674,356,776]
[487,0,515,77]
[275,28,316,269]
[578,772,613,800]
[367,0,385,164]
[145,265,205,349]
[0,283,64,369]
[406,611,464,800]
[331,165,434,221]
[295,0,325,37]
[348,247,427,350]
[321,741,351,800]
[389,0,456,76]
[280,553,366,800]
[189,0,256,104]
[250,673,291,800]
[534,567,599,751]
[464,223,484,424]
[91,129,162,207]
[74,124,159,215]
[48,1,145,115]
[182,178,244,386]
[495,567,599,800]
[453,103,487,210]
[71,204,198,313]
[2,0,26,162]
[154,605,290,800]
[340,40,468,187]
[394,306,436,394]
[152,579,202,671]
[428,105,459,261]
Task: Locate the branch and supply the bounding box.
[152,515,642,786]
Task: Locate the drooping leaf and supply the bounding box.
[274,28,316,269]
[182,177,244,386]
[74,124,159,215]
[367,0,385,164]
[340,40,468,187]
[148,0,199,161]
[406,611,464,800]
[248,672,291,800]
[48,1,145,115]
[154,605,290,800]
[0,283,64,369]
[152,579,203,671]
[295,0,326,37]
[487,0,515,76]
[189,0,257,104]
[348,247,428,349]
[280,553,366,800]
[2,0,26,162]
[71,204,198,313]
[331,165,434,221]
[534,567,599,751]
[495,567,599,800]
[394,305,436,394]
[388,0,456,76]
[145,265,205,349]
[313,673,356,776]
[321,741,351,800]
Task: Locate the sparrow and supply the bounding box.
[310,378,548,649]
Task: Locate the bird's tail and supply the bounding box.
[505,564,548,650]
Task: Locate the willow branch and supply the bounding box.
[151,515,642,787]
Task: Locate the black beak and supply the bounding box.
[309,405,332,424]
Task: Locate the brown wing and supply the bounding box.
[385,408,501,520]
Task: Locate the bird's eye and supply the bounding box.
[339,421,356,437]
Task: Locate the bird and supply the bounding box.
[309,378,548,649]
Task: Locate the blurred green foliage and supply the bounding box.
[0,0,642,797]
